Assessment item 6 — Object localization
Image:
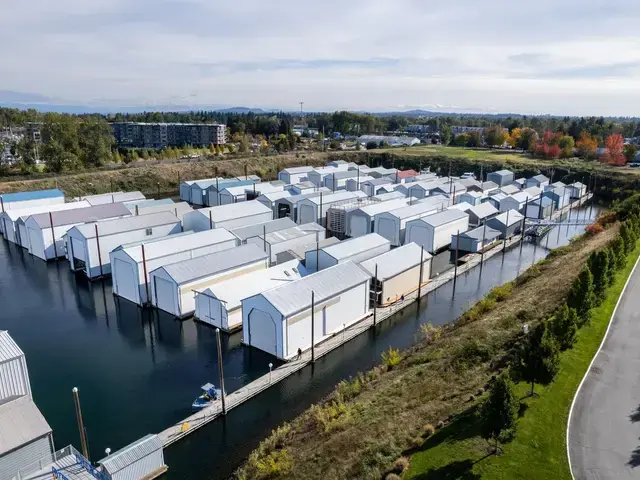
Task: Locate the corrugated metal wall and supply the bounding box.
[0,435,52,480]
[0,356,30,402]
[112,450,165,480]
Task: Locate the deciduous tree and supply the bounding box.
[441,124,452,146]
[601,133,626,165]
[576,132,598,159]
[623,143,639,163]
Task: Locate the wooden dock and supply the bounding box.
[158,195,592,447]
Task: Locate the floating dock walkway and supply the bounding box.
[157,194,592,447]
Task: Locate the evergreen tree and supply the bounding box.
[611,237,626,270]
[516,323,561,396]
[479,372,519,454]
[621,222,635,254]
[568,267,596,326]
[589,250,610,301]
[549,304,579,350]
[605,248,617,285]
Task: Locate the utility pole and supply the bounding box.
[372,264,378,327]
[452,231,460,297]
[299,102,304,116]
[216,329,227,415]
[417,246,425,299]
[72,387,90,460]
[311,290,315,363]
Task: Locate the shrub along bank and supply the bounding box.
[235,205,636,480]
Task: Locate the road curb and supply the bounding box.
[566,249,640,480]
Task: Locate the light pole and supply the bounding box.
[268,363,273,383]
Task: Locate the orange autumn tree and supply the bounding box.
[576,132,598,159]
[601,133,626,165]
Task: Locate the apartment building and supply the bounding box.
[111,122,226,148]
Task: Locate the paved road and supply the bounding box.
[569,258,640,479]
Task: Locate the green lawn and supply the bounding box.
[405,240,640,480]
[382,145,532,163]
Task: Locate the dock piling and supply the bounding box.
[72,387,90,461]
[215,329,227,415]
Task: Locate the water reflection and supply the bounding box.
[0,204,601,479]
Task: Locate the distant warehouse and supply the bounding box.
[111,122,226,149]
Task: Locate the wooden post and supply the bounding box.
[452,230,460,297]
[590,174,596,220]
[95,224,104,277]
[315,232,320,272]
[209,210,213,230]
[311,290,315,363]
[481,222,487,267]
[72,387,90,460]
[319,192,323,227]
[332,173,336,192]
[216,177,220,206]
[135,205,139,216]
[216,328,227,415]
[142,244,150,306]
[372,264,378,327]
[503,209,510,257]
[0,196,4,213]
[417,246,424,299]
[263,224,267,256]
[49,211,58,259]
[244,163,248,180]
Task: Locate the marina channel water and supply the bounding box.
[0,204,601,479]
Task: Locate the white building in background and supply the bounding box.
[66,211,182,279]
[296,190,367,225]
[194,260,305,332]
[359,135,420,147]
[247,222,326,265]
[110,229,237,306]
[76,191,145,206]
[23,203,131,261]
[405,209,470,253]
[359,242,432,306]
[306,233,390,272]
[278,166,315,184]
[0,200,91,244]
[182,202,273,232]
[0,188,64,212]
[241,261,371,360]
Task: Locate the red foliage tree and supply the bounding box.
[534,131,562,159]
[601,133,626,165]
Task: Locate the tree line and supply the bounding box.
[479,205,640,455]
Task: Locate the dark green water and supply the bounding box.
[0,205,599,479]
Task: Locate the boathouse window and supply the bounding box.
[146,228,153,236]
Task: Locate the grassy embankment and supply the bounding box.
[0,153,329,197]
[405,239,640,480]
[235,222,622,480]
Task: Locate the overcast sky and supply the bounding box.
[3,0,640,115]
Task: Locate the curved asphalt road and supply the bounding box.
[569,259,640,479]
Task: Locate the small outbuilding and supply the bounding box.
[191,180,223,206]
[180,177,219,202]
[499,192,529,213]
[568,182,587,199]
[404,209,470,253]
[287,181,318,195]
[204,179,254,207]
[278,166,315,184]
[487,170,515,187]
[0,200,90,245]
[296,191,367,225]
[500,184,520,196]
[306,233,390,272]
[183,201,273,232]
[24,203,131,261]
[274,190,329,222]
[512,178,527,189]
[241,261,371,360]
[230,217,296,244]
[524,196,553,219]
[374,201,441,246]
[359,242,432,306]
[465,202,499,227]
[98,434,167,480]
[150,243,269,317]
[220,182,285,204]
[346,198,410,238]
[256,191,292,215]
[345,176,374,192]
[78,191,146,206]
[479,181,500,195]
[67,211,182,279]
[486,210,524,239]
[543,186,572,210]
[195,260,304,332]
[526,174,550,189]
[324,170,359,191]
[110,228,237,306]
[248,222,326,264]
[0,189,64,213]
[451,225,502,253]
[456,191,483,206]
[360,178,394,197]
[307,166,349,187]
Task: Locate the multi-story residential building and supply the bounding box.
[111,122,226,149]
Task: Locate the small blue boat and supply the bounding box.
[192,383,222,412]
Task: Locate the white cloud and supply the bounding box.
[2,0,640,115]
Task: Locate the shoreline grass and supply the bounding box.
[404,240,640,480]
